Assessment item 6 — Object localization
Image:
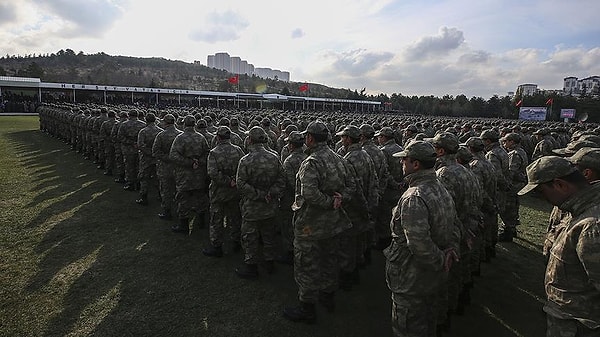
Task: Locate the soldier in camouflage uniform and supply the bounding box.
[374,126,404,250]
[531,128,555,161]
[277,131,307,265]
[499,132,529,241]
[169,115,210,234]
[202,126,245,258]
[111,111,128,183]
[235,126,285,279]
[518,156,600,337]
[152,114,182,220]
[99,110,117,176]
[283,120,355,324]
[336,125,379,291]
[480,129,511,245]
[135,113,163,205]
[118,110,146,191]
[93,107,109,169]
[385,140,457,337]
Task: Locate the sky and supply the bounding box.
[1,0,599,99]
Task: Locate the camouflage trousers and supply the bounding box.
[501,190,520,230]
[294,236,340,303]
[122,152,139,184]
[114,148,124,177]
[137,161,156,195]
[175,189,209,219]
[339,229,368,273]
[97,140,105,164]
[104,144,115,173]
[546,315,599,337]
[392,292,437,337]
[482,211,499,251]
[279,207,294,253]
[158,172,177,213]
[375,191,398,243]
[241,217,276,264]
[209,198,241,247]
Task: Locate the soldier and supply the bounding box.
[93,107,109,169]
[277,131,307,265]
[336,125,379,291]
[136,113,163,205]
[111,111,128,183]
[152,114,182,220]
[202,126,245,258]
[169,115,210,234]
[517,156,600,337]
[499,132,529,241]
[531,128,555,161]
[283,120,355,324]
[386,140,457,337]
[118,110,146,191]
[374,126,404,250]
[235,126,285,279]
[99,110,117,176]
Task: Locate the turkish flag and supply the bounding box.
[228,75,239,84]
[299,83,309,92]
[546,98,553,105]
[515,99,522,107]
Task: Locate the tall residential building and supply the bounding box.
[516,83,538,96]
[205,52,290,81]
[230,56,241,74]
[214,52,231,72]
[563,76,600,96]
[207,55,215,69]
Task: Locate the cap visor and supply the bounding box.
[392,150,408,158]
[517,183,538,196]
[552,148,567,156]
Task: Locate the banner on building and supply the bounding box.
[519,107,547,121]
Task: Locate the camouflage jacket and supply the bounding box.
[485,142,511,191]
[362,139,389,197]
[343,143,379,231]
[208,139,245,204]
[544,182,600,329]
[379,139,404,192]
[532,138,555,161]
[469,152,498,214]
[507,145,529,191]
[137,123,163,168]
[236,143,285,221]
[118,118,146,155]
[100,118,117,145]
[169,127,209,191]
[293,142,355,240]
[281,147,308,208]
[152,125,182,176]
[384,168,456,296]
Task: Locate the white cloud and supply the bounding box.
[291,28,304,39]
[405,27,465,61]
[188,10,249,43]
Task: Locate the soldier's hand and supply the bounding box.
[229,179,236,188]
[443,248,459,272]
[265,193,272,203]
[333,192,343,209]
[192,159,199,169]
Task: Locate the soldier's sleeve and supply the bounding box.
[282,157,296,190]
[236,157,266,200]
[340,158,356,203]
[269,160,286,198]
[207,150,230,186]
[299,158,334,208]
[137,130,147,154]
[169,137,193,167]
[577,219,600,291]
[151,134,164,161]
[399,194,445,270]
[367,158,380,210]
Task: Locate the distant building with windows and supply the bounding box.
[204,52,290,82]
[563,76,600,96]
[515,83,538,96]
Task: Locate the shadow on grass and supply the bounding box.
[3,128,549,337]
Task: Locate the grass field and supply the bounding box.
[0,116,553,337]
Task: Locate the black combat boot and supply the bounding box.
[235,263,258,279]
[318,291,335,313]
[202,245,223,258]
[283,302,316,324]
[114,175,125,184]
[171,218,189,234]
[192,212,207,229]
[158,209,172,220]
[135,193,148,205]
[103,169,113,176]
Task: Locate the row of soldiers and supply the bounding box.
[38,102,600,336]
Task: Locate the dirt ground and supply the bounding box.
[1,117,551,337]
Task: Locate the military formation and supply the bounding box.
[38,102,600,337]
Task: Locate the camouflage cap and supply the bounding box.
[425,132,459,152]
[501,132,521,143]
[456,146,473,163]
[553,140,598,156]
[128,110,138,117]
[336,125,361,139]
[359,124,375,137]
[374,126,395,138]
[406,124,418,132]
[579,134,600,147]
[183,115,196,127]
[246,126,269,143]
[284,131,305,143]
[216,126,231,139]
[393,140,437,162]
[568,147,600,170]
[284,124,298,134]
[196,118,207,128]
[517,156,578,195]
[532,127,550,136]
[162,113,175,124]
[302,120,329,136]
[480,129,499,141]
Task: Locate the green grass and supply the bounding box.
[0,116,553,337]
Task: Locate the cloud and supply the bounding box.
[39,0,126,37]
[405,27,465,61]
[458,50,490,65]
[320,49,394,77]
[291,28,304,39]
[0,2,18,25]
[189,10,249,43]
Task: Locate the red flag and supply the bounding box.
[299,83,309,92]
[515,99,522,107]
[546,98,553,105]
[228,75,239,84]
